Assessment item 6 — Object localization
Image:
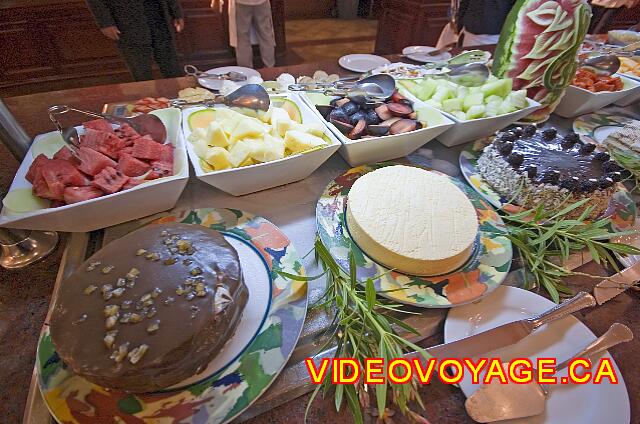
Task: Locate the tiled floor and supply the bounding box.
[285,18,378,63]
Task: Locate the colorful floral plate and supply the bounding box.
[573,112,638,145]
[316,163,513,308]
[37,208,308,424]
[459,139,637,230]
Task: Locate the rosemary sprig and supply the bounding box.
[282,237,430,424]
[499,198,640,303]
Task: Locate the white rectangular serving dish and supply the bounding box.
[181,93,341,196]
[299,92,454,167]
[614,72,640,106]
[555,74,640,117]
[0,108,189,232]
[398,85,541,147]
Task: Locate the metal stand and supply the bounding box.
[0,228,58,269]
[0,99,60,268]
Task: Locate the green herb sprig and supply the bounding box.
[281,238,430,424]
[608,148,640,193]
[499,199,640,302]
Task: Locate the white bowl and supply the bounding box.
[555,74,640,117]
[0,108,189,232]
[397,86,541,147]
[299,93,455,167]
[182,93,341,196]
[614,73,640,106]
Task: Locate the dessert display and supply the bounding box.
[132,97,170,113]
[26,118,175,207]
[49,222,248,393]
[619,57,640,78]
[572,69,624,92]
[477,125,625,219]
[346,165,479,276]
[316,91,424,140]
[187,102,329,172]
[399,77,528,120]
[492,0,591,121]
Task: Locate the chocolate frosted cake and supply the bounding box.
[477,125,624,219]
[49,223,248,393]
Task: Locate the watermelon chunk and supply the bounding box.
[63,186,104,204]
[92,166,128,194]
[26,154,51,184]
[34,160,89,201]
[53,147,78,163]
[83,119,114,133]
[76,147,117,176]
[146,161,173,180]
[115,124,141,146]
[158,143,174,163]
[80,129,127,159]
[131,136,164,160]
[118,153,151,177]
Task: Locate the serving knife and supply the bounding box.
[405,291,596,360]
[593,261,640,305]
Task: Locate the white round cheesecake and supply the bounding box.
[346,165,478,276]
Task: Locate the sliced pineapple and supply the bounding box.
[284,130,326,154]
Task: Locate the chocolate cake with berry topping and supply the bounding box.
[49,223,248,393]
[477,125,624,219]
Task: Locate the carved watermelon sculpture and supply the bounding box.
[493,0,592,122]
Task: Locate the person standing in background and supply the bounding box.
[86,0,185,81]
[213,0,276,68]
[457,0,516,46]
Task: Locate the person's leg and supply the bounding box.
[117,43,153,81]
[252,1,276,67]
[151,29,182,78]
[235,3,254,68]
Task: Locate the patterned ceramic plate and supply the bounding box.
[573,112,638,144]
[316,163,513,308]
[36,208,308,424]
[459,139,637,230]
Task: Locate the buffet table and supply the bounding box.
[2,54,640,424]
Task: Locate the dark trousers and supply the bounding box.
[118,34,181,81]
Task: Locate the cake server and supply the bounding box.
[408,291,596,360]
[464,323,633,422]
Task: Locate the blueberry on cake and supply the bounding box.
[477,125,623,219]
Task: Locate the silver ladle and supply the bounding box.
[170,83,271,111]
[465,323,633,423]
[48,105,168,153]
[579,54,621,76]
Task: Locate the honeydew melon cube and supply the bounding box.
[231,118,267,140]
[205,121,230,147]
[416,79,438,100]
[192,137,210,159]
[415,106,446,126]
[432,86,455,102]
[228,140,254,167]
[424,99,442,109]
[291,122,325,137]
[466,105,486,119]
[485,102,500,117]
[498,100,517,115]
[507,90,528,109]
[486,95,504,104]
[188,127,207,143]
[204,146,233,170]
[214,108,247,133]
[251,134,285,162]
[399,80,419,92]
[284,130,325,154]
[462,93,484,111]
[442,98,463,113]
[452,111,467,121]
[481,78,512,98]
[456,86,469,99]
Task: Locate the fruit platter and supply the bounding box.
[397,76,540,146]
[181,93,341,196]
[301,91,453,166]
[0,108,189,232]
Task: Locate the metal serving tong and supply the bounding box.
[169,84,271,111]
[184,64,248,82]
[287,74,396,103]
[48,105,167,154]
